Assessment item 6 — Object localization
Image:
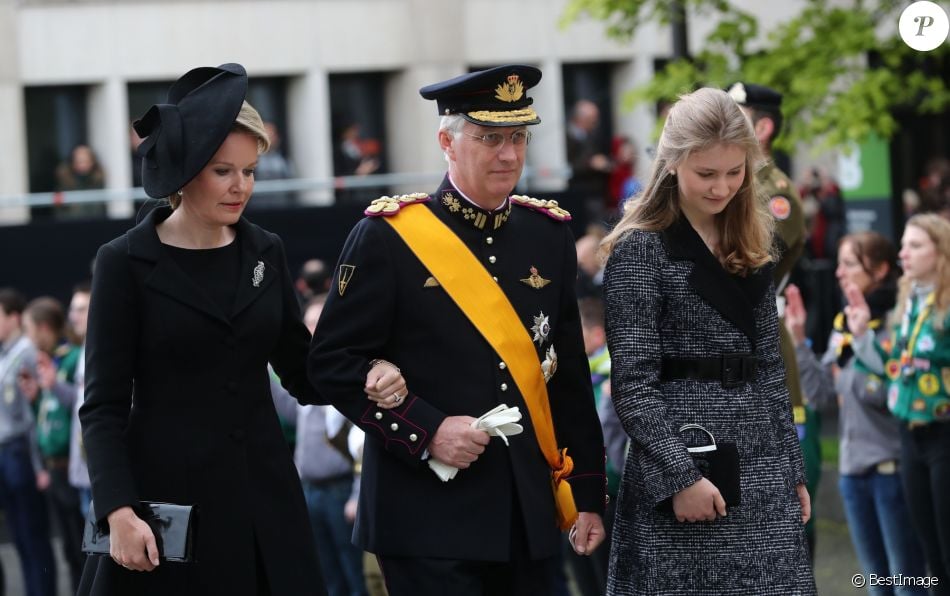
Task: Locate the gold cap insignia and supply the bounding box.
[495,74,525,103]
[520,266,551,290]
[338,264,356,296]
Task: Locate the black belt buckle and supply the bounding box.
[721,353,750,388]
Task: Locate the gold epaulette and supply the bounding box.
[509,195,572,221]
[364,193,430,217]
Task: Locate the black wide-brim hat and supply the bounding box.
[419,64,542,127]
[133,63,248,198]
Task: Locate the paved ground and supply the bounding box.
[1,463,861,596]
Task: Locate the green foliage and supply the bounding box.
[563,0,950,151]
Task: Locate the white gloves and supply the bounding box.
[428,404,523,482]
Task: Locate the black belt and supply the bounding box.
[661,354,758,388]
[303,473,353,488]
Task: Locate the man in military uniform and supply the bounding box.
[308,65,606,596]
[729,81,820,557]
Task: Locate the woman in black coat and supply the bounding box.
[78,64,331,596]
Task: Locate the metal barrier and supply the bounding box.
[0,167,572,210]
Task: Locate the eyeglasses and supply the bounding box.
[460,130,532,148]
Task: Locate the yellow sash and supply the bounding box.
[382,204,578,530]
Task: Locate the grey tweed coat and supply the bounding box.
[603,219,816,595]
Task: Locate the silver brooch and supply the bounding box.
[252,261,265,287]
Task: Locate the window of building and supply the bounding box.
[329,72,389,202]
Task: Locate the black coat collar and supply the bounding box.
[662,217,772,345]
[126,206,278,325]
[434,175,513,232]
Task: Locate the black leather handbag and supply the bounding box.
[82,501,197,563]
[658,423,741,511]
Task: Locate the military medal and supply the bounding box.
[541,346,558,383]
[520,266,551,290]
[531,311,551,345]
[252,260,265,287]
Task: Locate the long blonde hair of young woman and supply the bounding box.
[601,87,774,276]
[893,213,950,331]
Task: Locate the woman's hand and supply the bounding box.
[672,477,726,523]
[797,483,811,524]
[842,282,871,338]
[783,285,808,346]
[364,359,408,410]
[107,506,160,571]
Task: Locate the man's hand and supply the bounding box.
[36,469,50,492]
[569,512,606,555]
[428,416,489,469]
[672,477,726,523]
[343,498,358,524]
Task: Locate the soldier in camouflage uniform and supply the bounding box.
[729,82,821,559]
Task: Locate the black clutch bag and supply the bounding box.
[658,423,741,512]
[82,501,197,563]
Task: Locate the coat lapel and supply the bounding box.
[126,207,278,326]
[662,217,771,345]
[128,207,232,327]
[230,218,277,318]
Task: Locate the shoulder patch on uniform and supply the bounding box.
[364,193,430,217]
[509,195,572,221]
[769,196,791,220]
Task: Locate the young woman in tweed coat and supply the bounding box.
[601,87,815,595]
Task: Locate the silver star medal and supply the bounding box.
[531,311,550,345]
[252,261,265,287]
[541,346,558,383]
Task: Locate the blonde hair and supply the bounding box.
[169,101,270,209]
[893,213,950,331]
[601,87,774,276]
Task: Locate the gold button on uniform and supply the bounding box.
[390,423,399,431]
[500,383,508,391]
[375,411,383,420]
[409,434,418,442]
[489,256,497,264]
[486,237,494,245]
[499,361,507,370]
[492,276,498,282]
